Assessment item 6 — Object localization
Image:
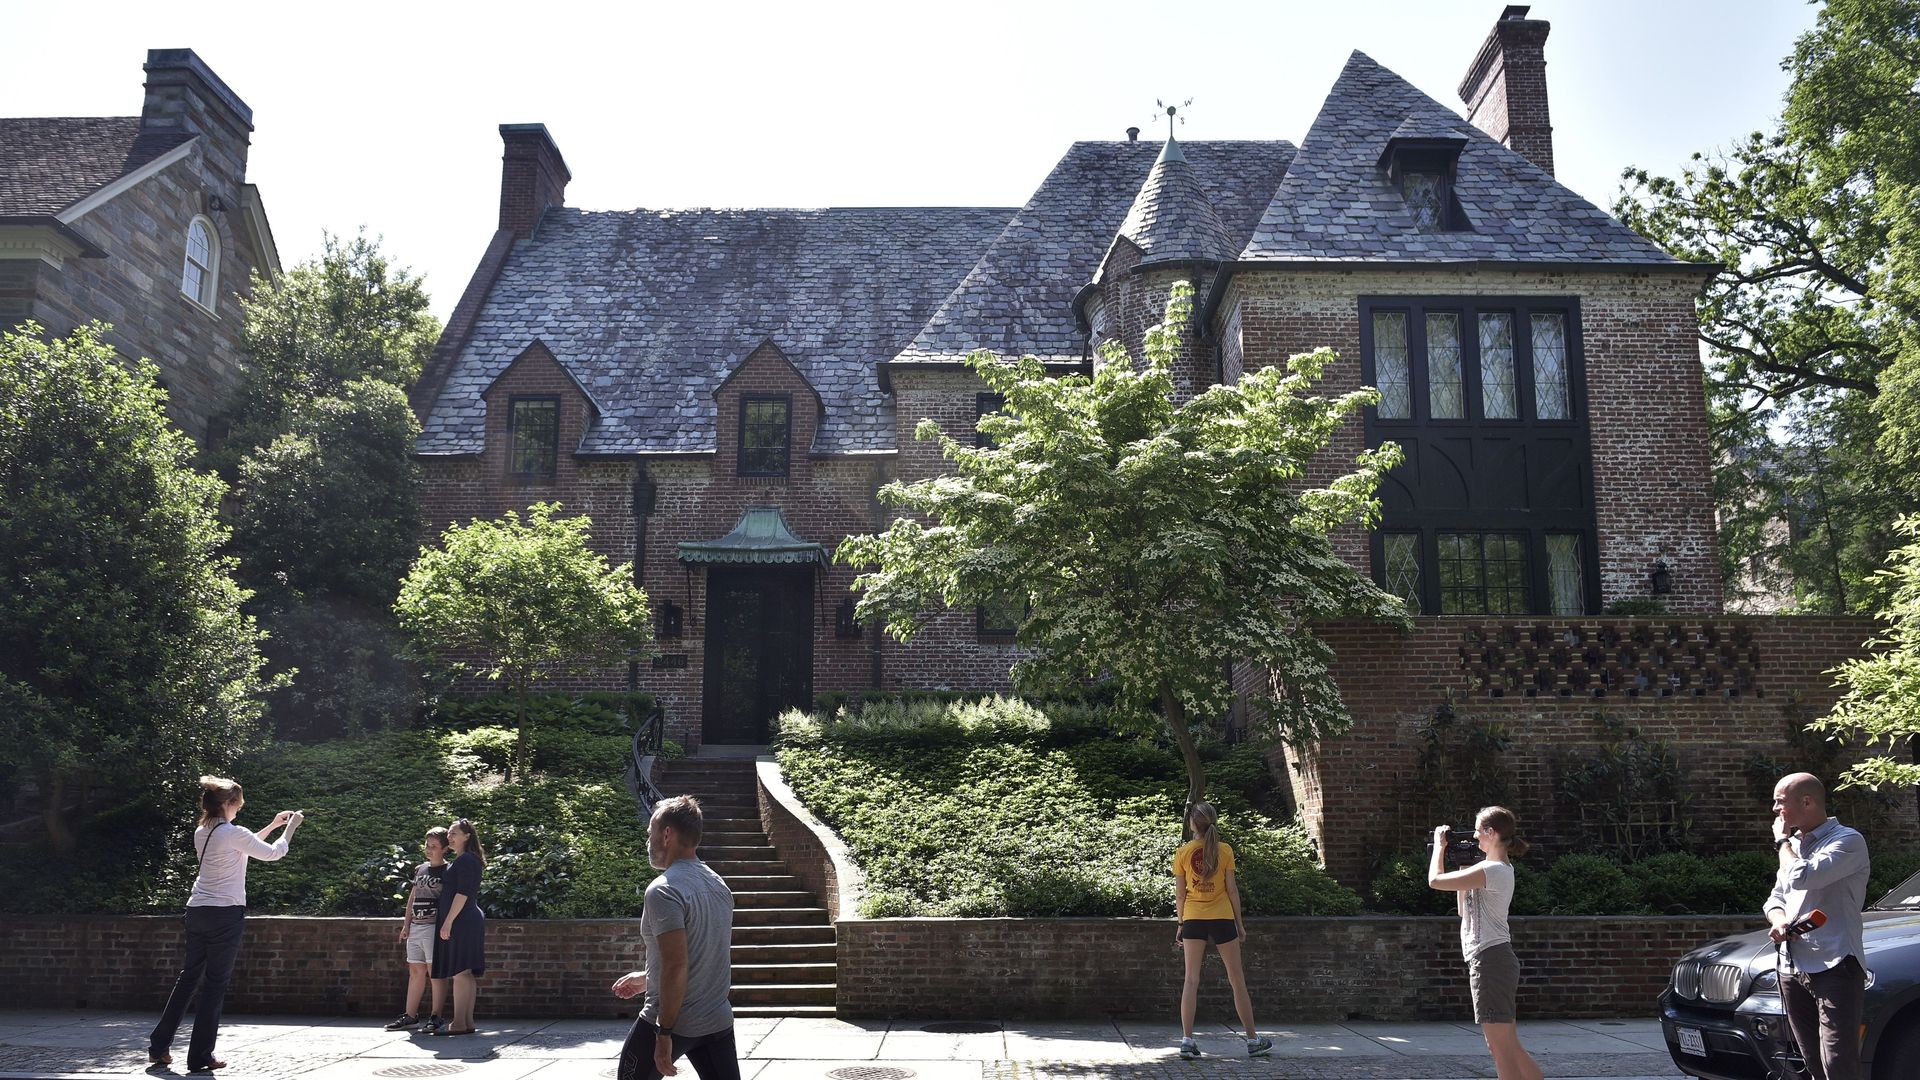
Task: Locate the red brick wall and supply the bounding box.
[1219,268,1723,611]
[837,914,1749,1020]
[1460,16,1555,176]
[1289,614,1916,885]
[0,913,1752,1020]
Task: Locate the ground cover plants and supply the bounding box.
[0,692,663,917]
[775,695,1362,918]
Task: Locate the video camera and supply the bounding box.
[1439,827,1484,871]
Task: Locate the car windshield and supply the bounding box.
[1870,869,1920,911]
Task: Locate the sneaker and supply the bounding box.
[417,1015,445,1034]
[1247,1036,1273,1058]
[384,1014,419,1031]
[1179,1038,1201,1059]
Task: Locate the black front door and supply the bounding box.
[701,568,813,744]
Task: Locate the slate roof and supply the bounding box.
[1105,135,1236,271]
[0,117,194,218]
[894,139,1295,364]
[1241,51,1683,264]
[416,206,1013,456]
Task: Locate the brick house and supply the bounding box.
[0,48,278,445]
[416,10,1913,875]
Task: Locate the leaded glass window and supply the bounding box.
[1427,313,1464,419]
[975,392,1006,449]
[1372,312,1411,419]
[1438,532,1530,614]
[1383,533,1422,614]
[1546,534,1586,616]
[1532,312,1570,420]
[509,397,558,479]
[1478,313,1518,419]
[739,396,791,476]
[1404,173,1447,231]
[977,593,1023,638]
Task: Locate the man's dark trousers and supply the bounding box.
[1781,955,1866,1080]
[618,1018,740,1080]
[149,905,247,1069]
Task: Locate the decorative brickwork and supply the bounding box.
[1286,615,1914,886]
[1459,12,1555,176]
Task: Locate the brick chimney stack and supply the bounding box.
[1458,5,1554,176]
[498,123,570,239]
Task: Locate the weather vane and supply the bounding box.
[1155,98,1193,128]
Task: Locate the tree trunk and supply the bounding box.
[510,678,531,784]
[42,772,75,855]
[1161,681,1207,815]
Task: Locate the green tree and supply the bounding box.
[221,231,439,467]
[394,503,653,778]
[1614,0,1920,614]
[0,323,277,852]
[836,283,1407,808]
[1810,513,1920,790]
[234,376,421,605]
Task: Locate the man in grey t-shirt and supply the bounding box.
[613,795,737,1080]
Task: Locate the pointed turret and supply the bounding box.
[1111,131,1235,267]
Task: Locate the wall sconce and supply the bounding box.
[1650,559,1673,596]
[206,193,227,213]
[658,601,683,640]
[834,597,863,639]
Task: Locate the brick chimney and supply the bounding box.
[498,123,570,239]
[1458,5,1553,176]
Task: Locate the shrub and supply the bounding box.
[1365,853,1454,915]
[1869,848,1920,902]
[1547,853,1648,915]
[777,697,1354,918]
[1629,852,1745,914]
[1511,861,1553,915]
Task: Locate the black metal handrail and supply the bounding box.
[625,705,667,818]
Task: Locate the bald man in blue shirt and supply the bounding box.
[1766,772,1871,1080]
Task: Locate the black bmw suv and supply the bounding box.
[1660,869,1920,1080]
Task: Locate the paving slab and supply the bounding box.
[876,1026,1008,1062]
[755,1060,982,1080]
[999,1022,1132,1062]
[747,1018,889,1061]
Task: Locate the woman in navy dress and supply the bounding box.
[432,817,486,1035]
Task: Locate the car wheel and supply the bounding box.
[1875,1014,1920,1080]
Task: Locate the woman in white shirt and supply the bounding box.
[148,776,302,1072]
[1429,806,1543,1080]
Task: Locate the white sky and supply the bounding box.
[4,0,1819,322]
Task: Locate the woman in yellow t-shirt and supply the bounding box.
[1171,800,1270,1059]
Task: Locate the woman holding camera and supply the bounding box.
[432,817,487,1036]
[149,777,303,1072]
[1429,807,1542,1080]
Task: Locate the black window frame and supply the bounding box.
[507,395,560,482]
[976,592,1024,642]
[738,394,792,478]
[975,392,1006,449]
[1361,296,1598,616]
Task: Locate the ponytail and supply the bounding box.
[198,776,242,828]
[1477,805,1529,859]
[453,818,487,867]
[1188,801,1222,880]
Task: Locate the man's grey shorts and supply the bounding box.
[1468,942,1520,1024]
[405,922,436,965]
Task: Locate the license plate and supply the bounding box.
[1676,1027,1707,1057]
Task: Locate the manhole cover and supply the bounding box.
[920,1022,999,1034]
[373,1066,470,1078]
[827,1069,916,1080]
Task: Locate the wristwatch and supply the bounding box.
[1777,835,1797,849]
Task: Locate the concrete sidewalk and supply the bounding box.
[0,1011,1685,1080]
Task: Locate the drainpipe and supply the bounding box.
[629,466,658,698]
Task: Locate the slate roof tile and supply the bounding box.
[1241,51,1682,265]
[0,116,194,218]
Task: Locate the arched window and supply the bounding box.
[181,216,220,309]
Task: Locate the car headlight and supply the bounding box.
[1748,969,1778,995]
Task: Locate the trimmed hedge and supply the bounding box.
[775,696,1360,918]
[1366,844,1920,916]
[0,693,659,917]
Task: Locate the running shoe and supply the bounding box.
[1179,1037,1201,1059]
[1247,1036,1273,1057]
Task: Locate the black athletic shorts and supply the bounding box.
[1179,918,1239,944]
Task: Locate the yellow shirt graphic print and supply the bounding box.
[1172,840,1236,920]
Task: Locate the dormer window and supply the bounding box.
[1379,133,1469,233]
[182,215,220,309]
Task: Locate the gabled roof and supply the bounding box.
[1240,51,1682,265]
[894,139,1295,366]
[416,206,1011,456]
[0,117,194,218]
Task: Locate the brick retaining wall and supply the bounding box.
[0,913,1752,1020]
[835,915,1759,1021]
